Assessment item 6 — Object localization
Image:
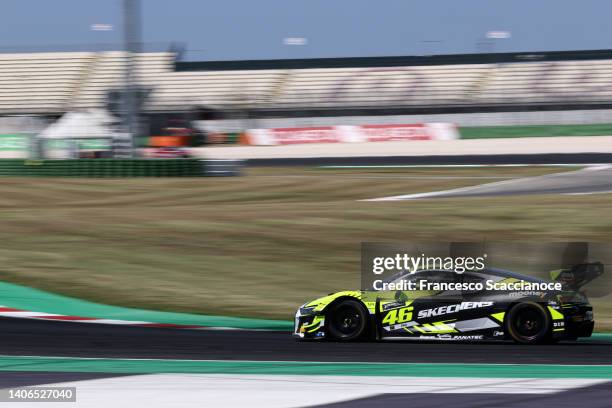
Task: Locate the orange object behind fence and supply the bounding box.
[149,135,189,147]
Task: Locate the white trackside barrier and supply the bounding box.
[243,123,459,146]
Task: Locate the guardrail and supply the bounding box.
[0,159,245,177]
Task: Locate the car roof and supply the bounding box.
[481,267,548,283]
[403,267,548,283]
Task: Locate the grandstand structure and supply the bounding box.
[1,49,612,117]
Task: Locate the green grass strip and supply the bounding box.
[460,123,612,139]
[0,281,292,330]
[0,356,610,378]
[585,333,612,342]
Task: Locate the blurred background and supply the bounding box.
[2,0,612,158]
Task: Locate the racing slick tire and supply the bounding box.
[326,299,368,341]
[506,302,552,344]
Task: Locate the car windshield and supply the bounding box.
[382,269,454,284]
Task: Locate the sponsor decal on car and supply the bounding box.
[383,320,418,331]
[508,291,545,298]
[381,301,406,311]
[417,301,494,319]
[420,334,485,341]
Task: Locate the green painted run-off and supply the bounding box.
[0,356,610,378]
[0,281,292,330]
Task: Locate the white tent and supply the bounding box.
[38,110,119,158]
[38,110,118,139]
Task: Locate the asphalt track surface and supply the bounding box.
[367,164,612,200]
[1,317,611,364]
[247,153,612,166]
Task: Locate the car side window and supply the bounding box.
[422,271,461,284]
[461,273,486,294]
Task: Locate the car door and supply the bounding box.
[456,271,505,339]
[378,270,462,339]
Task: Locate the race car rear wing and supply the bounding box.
[550,262,604,291]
